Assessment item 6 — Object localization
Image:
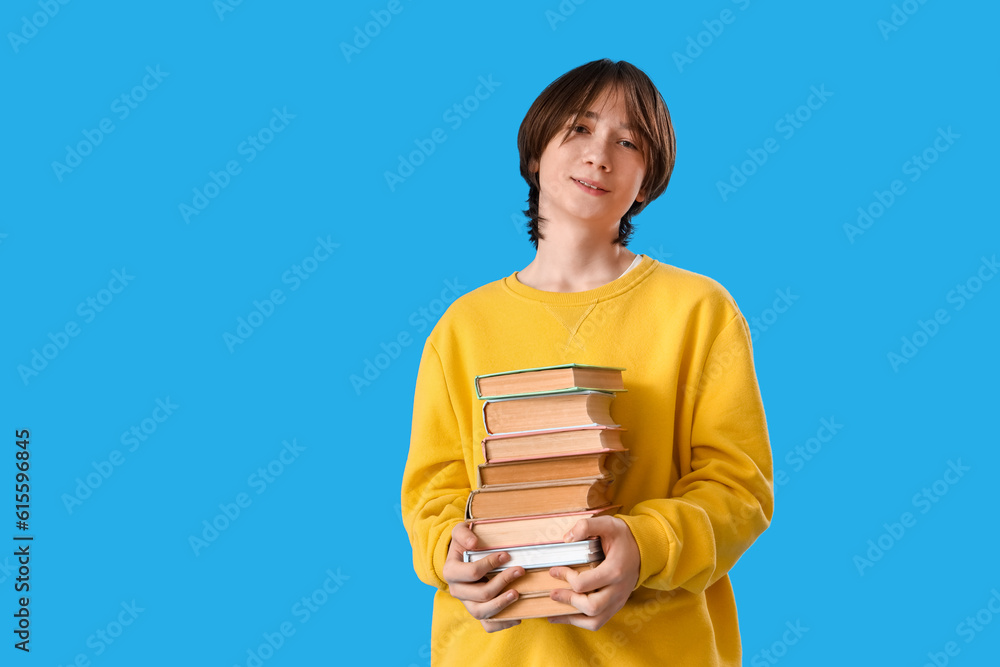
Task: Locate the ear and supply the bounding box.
[635,189,645,204]
[528,158,539,173]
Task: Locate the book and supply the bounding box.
[475,363,625,399]
[482,390,617,435]
[466,477,611,520]
[477,450,623,487]
[482,425,625,462]
[490,595,580,621]
[465,363,628,621]
[492,562,598,596]
[469,506,620,550]
[485,554,601,622]
[463,538,604,572]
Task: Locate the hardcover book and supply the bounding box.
[463,538,604,572]
[475,363,625,399]
[465,476,612,520]
[477,450,624,487]
[468,506,620,550]
[482,390,617,435]
[482,425,625,461]
[491,595,581,621]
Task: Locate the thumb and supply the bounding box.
[452,522,479,550]
[563,518,590,542]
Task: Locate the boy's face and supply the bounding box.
[533,86,646,237]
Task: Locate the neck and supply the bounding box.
[518,221,637,293]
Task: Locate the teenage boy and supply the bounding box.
[401,58,773,666]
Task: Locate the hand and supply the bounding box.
[442,522,526,633]
[547,516,641,631]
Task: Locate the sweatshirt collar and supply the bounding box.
[503,254,656,306]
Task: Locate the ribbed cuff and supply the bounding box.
[618,513,671,590]
[433,518,464,590]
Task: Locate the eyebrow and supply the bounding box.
[581,110,632,131]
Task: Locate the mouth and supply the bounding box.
[572,177,608,192]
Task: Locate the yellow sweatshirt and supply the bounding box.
[401,255,773,666]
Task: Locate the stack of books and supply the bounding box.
[463,363,628,620]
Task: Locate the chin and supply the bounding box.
[568,206,627,226]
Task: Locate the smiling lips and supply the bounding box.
[572,177,609,194]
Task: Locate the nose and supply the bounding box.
[582,137,611,171]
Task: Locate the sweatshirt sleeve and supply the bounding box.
[400,339,471,590]
[618,313,774,594]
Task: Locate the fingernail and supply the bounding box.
[507,591,516,601]
[498,552,508,563]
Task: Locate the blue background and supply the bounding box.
[2,0,998,665]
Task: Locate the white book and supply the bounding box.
[462,538,604,572]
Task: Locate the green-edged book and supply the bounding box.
[474,363,626,400]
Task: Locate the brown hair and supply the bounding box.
[517,59,676,248]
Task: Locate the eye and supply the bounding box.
[620,139,638,150]
[572,124,589,133]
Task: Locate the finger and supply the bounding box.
[549,612,586,625]
[464,550,514,580]
[547,565,577,585]
[449,566,525,604]
[549,586,606,617]
[482,618,521,633]
[551,580,631,630]
[445,550,508,585]
[459,588,522,622]
[564,515,616,542]
[550,588,618,630]
[488,565,526,596]
[549,564,608,594]
[563,518,591,542]
[451,522,479,551]
[549,612,605,631]
[477,588,521,620]
[577,560,620,592]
